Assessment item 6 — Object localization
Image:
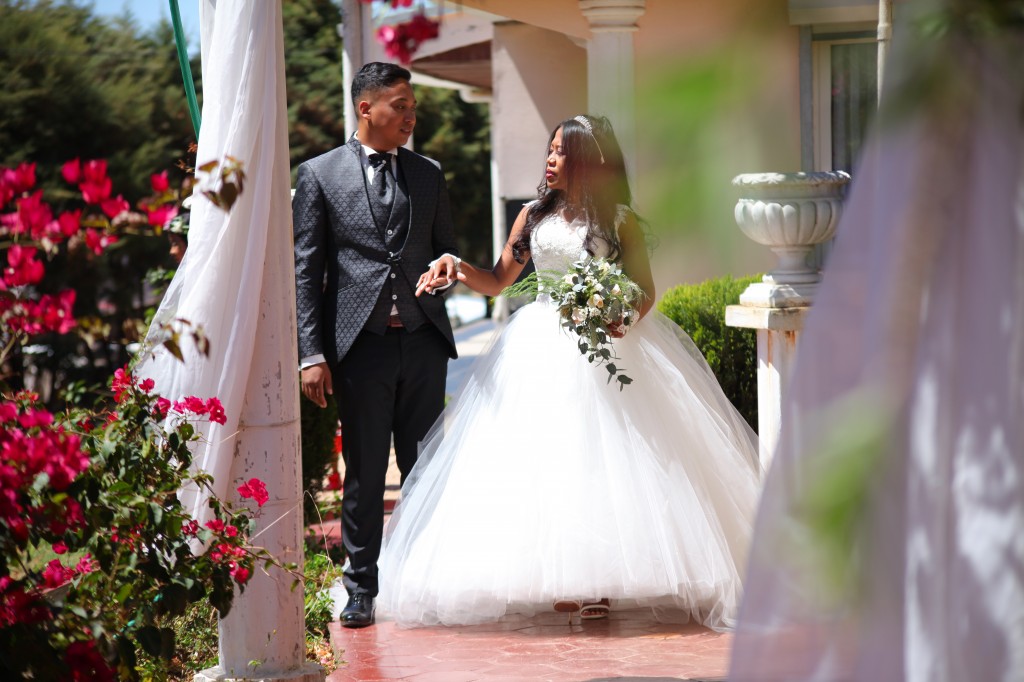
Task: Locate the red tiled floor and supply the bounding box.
[327,608,730,682]
[318,447,729,681]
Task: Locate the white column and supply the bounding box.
[579,0,645,180]
[341,0,365,141]
[196,240,321,682]
[196,5,321,681]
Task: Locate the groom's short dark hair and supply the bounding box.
[351,62,412,108]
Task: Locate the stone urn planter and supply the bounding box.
[732,171,850,307]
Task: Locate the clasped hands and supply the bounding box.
[415,255,460,296]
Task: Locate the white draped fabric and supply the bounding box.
[728,9,1024,682]
[137,0,293,527]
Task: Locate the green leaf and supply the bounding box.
[160,626,176,661]
[136,625,162,658]
[161,583,190,617]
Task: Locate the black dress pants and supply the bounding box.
[332,324,449,597]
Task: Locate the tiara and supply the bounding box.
[573,115,605,164]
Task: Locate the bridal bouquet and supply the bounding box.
[503,257,643,389]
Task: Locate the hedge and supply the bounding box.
[657,274,760,431]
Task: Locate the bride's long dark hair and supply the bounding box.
[512,114,632,264]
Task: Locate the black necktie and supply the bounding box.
[368,152,394,228]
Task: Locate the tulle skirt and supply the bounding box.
[377,300,762,631]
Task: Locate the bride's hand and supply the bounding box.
[415,271,451,296]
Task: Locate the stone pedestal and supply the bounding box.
[725,306,808,469]
[726,171,849,468]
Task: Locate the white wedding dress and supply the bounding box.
[377,207,762,631]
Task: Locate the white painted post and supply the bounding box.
[194,3,322,681]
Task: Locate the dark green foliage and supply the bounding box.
[414,86,493,267]
[657,275,760,431]
[283,0,347,171]
[300,391,339,524]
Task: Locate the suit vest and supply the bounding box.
[362,161,429,334]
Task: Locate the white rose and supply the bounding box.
[571,308,587,325]
[588,293,604,309]
[562,274,576,285]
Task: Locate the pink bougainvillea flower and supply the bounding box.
[64,640,114,681]
[154,396,171,418]
[138,378,155,393]
[16,191,53,239]
[146,203,178,228]
[79,176,112,204]
[81,159,107,184]
[377,13,439,63]
[41,559,75,588]
[57,209,81,237]
[2,245,45,289]
[205,518,225,532]
[326,471,342,491]
[237,477,269,507]
[78,160,111,204]
[100,194,129,219]
[0,402,17,423]
[37,290,77,334]
[206,397,226,425]
[83,228,117,255]
[75,554,96,575]
[0,178,12,208]
[61,158,82,185]
[150,170,170,193]
[52,541,68,555]
[231,565,251,585]
[111,367,133,403]
[17,407,53,428]
[4,162,37,195]
[8,518,28,544]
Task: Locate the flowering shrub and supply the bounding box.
[0,161,276,680]
[0,375,271,679]
[360,0,440,64]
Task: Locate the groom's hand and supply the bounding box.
[301,362,333,408]
[415,255,459,296]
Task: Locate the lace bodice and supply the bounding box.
[528,205,626,273]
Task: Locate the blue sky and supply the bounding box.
[91,0,201,48]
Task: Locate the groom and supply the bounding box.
[293,62,460,628]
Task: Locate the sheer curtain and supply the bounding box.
[137,0,293,527]
[729,5,1024,682]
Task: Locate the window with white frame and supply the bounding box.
[812,30,878,173]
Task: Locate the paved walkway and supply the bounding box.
[316,316,733,681]
[327,611,730,682]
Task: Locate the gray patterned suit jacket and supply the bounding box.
[293,137,459,365]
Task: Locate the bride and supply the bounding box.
[377,114,762,631]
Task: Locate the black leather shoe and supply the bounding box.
[340,593,375,628]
